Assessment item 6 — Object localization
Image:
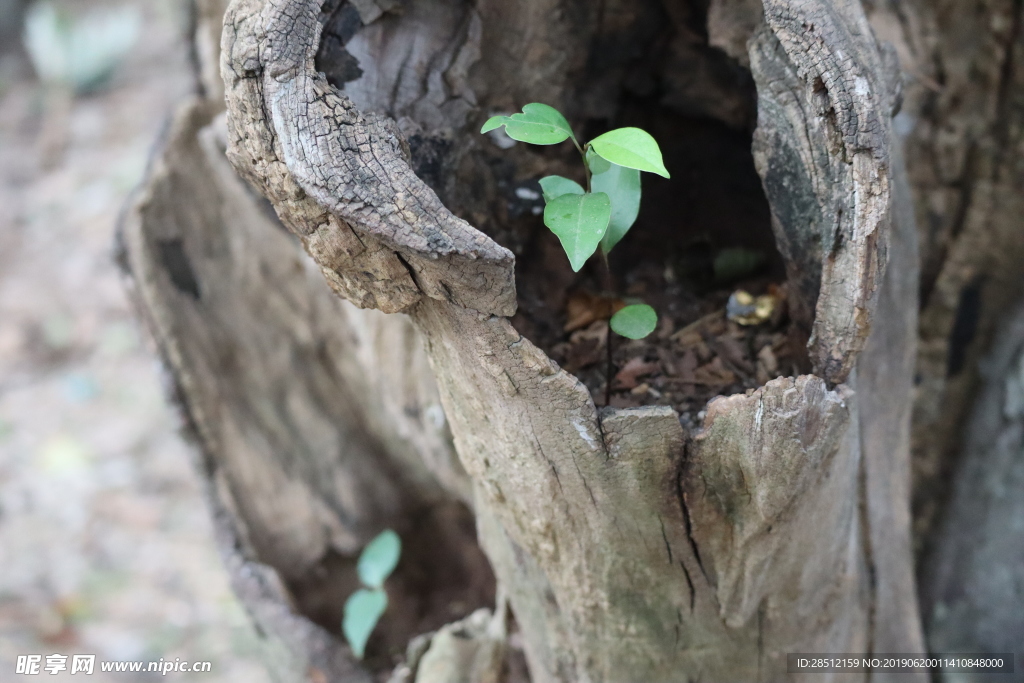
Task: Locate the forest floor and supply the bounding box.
[0,1,272,680]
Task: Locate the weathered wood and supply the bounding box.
[751,0,900,384]
[920,298,1024,664]
[868,0,1024,556]
[221,0,515,316]
[209,0,927,680]
[119,95,493,677]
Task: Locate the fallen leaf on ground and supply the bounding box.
[671,310,726,344]
[564,320,608,372]
[613,356,660,390]
[564,291,625,332]
[693,357,737,387]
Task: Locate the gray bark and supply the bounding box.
[921,300,1024,677]
[118,0,1024,680]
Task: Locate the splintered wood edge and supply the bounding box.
[118,97,371,683]
[220,0,515,317]
[220,0,892,381]
[760,0,896,384]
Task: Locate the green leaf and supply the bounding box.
[538,175,584,203]
[480,116,506,134]
[357,530,401,589]
[610,304,658,339]
[342,588,388,659]
[544,192,612,272]
[589,128,670,178]
[588,148,641,253]
[24,2,140,93]
[480,103,575,145]
[586,150,611,175]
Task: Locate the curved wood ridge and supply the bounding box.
[752,0,897,384]
[212,0,918,679]
[221,0,515,316]
[412,300,871,681]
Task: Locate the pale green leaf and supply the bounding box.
[586,150,611,175]
[357,529,401,589]
[24,2,140,93]
[482,103,575,145]
[342,588,388,659]
[589,127,670,178]
[587,148,641,253]
[544,193,611,272]
[610,304,658,339]
[480,116,507,134]
[538,175,584,203]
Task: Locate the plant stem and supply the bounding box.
[598,247,613,293]
[571,135,585,158]
[581,142,592,193]
[605,325,614,407]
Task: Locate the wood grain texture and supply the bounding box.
[120,98,491,677]
[221,0,516,316]
[752,0,899,384]
[869,0,1024,555]
[121,0,928,679]
[921,299,1024,662]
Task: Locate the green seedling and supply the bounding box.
[610,304,658,340]
[342,529,401,659]
[24,2,140,94]
[482,103,669,340]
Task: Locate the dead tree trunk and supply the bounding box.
[118,0,1024,680]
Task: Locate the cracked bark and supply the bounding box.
[115,0,1024,679]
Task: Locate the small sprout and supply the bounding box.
[588,148,641,253]
[24,2,140,93]
[538,175,584,202]
[610,304,658,340]
[482,103,670,340]
[587,128,671,178]
[343,588,388,660]
[544,192,611,273]
[481,103,576,145]
[343,529,401,659]
[357,529,401,589]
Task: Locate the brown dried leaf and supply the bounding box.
[676,349,698,383]
[671,310,726,344]
[757,344,779,374]
[613,357,660,390]
[564,320,608,372]
[713,336,754,375]
[564,291,625,333]
[693,357,737,387]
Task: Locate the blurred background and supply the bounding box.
[0,0,272,679]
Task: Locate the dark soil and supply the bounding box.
[503,111,810,427]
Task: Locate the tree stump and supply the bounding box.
[114,0,1008,679]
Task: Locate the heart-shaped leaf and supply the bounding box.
[544,192,611,272]
[588,149,641,253]
[480,103,575,145]
[357,529,401,589]
[539,175,585,203]
[610,304,658,339]
[342,588,388,659]
[480,116,507,134]
[589,128,670,178]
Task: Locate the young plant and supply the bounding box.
[342,529,401,659]
[24,2,140,94]
[481,104,668,340]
